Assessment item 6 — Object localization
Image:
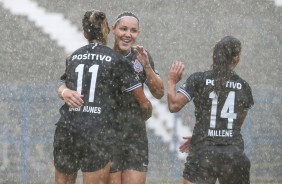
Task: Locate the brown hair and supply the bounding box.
[212,36,241,95]
[82,10,109,42]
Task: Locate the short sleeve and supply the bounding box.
[177,73,200,101]
[60,56,71,82]
[243,82,254,111]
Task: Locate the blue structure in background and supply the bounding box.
[21,86,30,181]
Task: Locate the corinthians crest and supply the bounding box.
[131,59,143,73]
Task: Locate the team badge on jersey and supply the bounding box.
[131,59,143,73]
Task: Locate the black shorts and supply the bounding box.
[183,146,250,184]
[110,130,149,173]
[53,124,110,173]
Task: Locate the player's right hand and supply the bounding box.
[168,60,185,84]
[63,89,84,108]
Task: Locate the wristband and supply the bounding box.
[61,88,70,98]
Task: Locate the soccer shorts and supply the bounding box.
[53,124,110,173]
[110,130,149,173]
[183,146,250,184]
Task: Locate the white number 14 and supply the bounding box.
[209,91,237,129]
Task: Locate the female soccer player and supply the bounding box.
[167,36,254,184]
[108,12,164,184]
[54,10,152,184]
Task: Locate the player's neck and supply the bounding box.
[89,40,105,45]
[113,46,131,56]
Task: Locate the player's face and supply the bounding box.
[112,17,140,55]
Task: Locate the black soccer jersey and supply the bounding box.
[58,43,141,144]
[116,48,158,127]
[111,48,158,170]
[127,47,158,84]
[178,70,254,150]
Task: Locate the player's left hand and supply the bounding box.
[134,45,150,68]
[168,60,184,84]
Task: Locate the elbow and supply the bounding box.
[167,95,182,112]
[148,79,164,99]
[152,87,164,99]
[140,100,153,120]
[168,104,181,113]
[169,108,180,113]
[155,90,164,99]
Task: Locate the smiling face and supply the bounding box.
[112,17,140,55]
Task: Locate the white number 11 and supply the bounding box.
[75,64,99,102]
[209,91,237,129]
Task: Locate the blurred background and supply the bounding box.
[0,0,281,183]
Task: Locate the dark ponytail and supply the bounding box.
[212,36,241,95]
[82,10,109,42]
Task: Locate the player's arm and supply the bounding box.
[132,87,152,120]
[238,111,248,124]
[134,45,164,99]
[57,56,84,108]
[167,61,189,112]
[239,83,254,124]
[57,83,84,108]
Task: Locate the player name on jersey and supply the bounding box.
[206,79,242,90]
[72,53,112,62]
[69,106,101,114]
[208,129,233,137]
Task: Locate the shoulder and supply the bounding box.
[188,71,209,81]
[71,44,91,54]
[71,44,113,55]
[241,79,253,94]
[232,74,252,90]
[65,55,72,64]
[240,77,251,88]
[184,71,212,89]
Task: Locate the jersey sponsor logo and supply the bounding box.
[72,53,112,62]
[131,59,143,73]
[206,79,214,86]
[68,106,101,114]
[208,129,233,137]
[226,81,242,90]
[206,79,242,90]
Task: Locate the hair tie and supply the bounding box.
[113,15,139,26]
